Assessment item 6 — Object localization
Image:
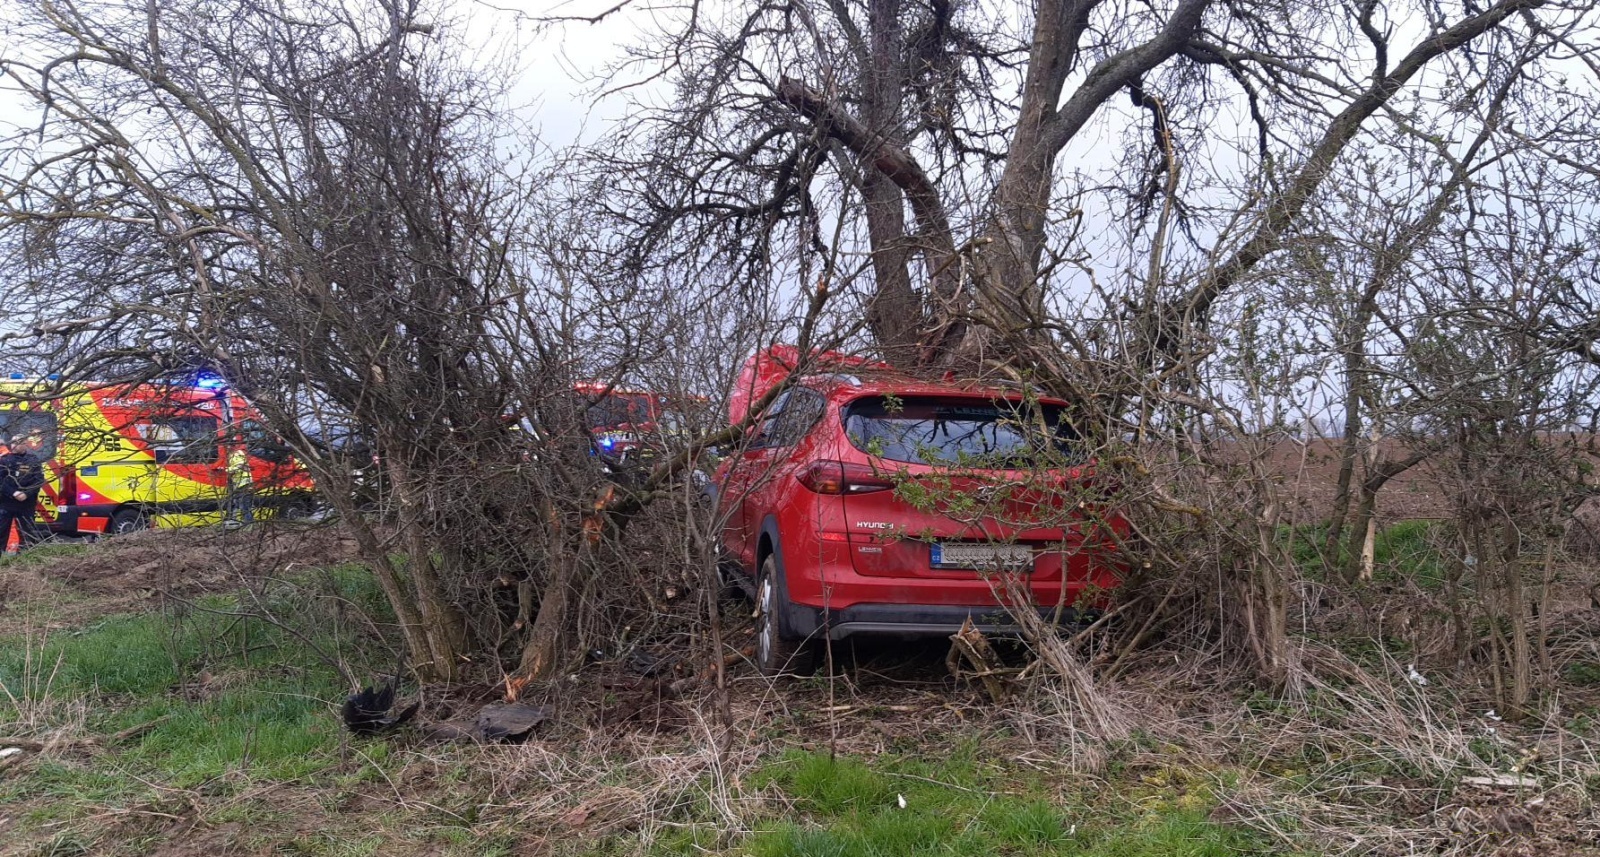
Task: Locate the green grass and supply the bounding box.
[0,541,93,566]
[1284,520,1449,588]
[1563,661,1600,687]
[0,569,397,803]
[1,554,1307,857]
[739,751,1274,857]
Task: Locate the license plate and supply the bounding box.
[929,543,1034,570]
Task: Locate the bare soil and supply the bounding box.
[0,525,361,624]
[1260,438,1453,523]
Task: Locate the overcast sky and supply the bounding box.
[459,0,652,145]
[0,0,650,147]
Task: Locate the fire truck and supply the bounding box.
[0,375,315,536]
[570,382,714,474]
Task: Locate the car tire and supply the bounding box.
[755,554,817,677]
[107,508,149,535]
[281,496,318,520]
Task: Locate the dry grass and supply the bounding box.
[0,622,89,748]
[1097,633,1600,857]
[5,523,1600,855]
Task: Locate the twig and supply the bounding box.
[0,714,173,751]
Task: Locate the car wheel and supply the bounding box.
[282,496,318,520]
[755,554,816,677]
[107,508,148,535]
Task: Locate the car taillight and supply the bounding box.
[796,461,894,495]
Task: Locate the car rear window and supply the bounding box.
[842,396,1080,467]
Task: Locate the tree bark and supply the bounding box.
[858,0,921,362]
[958,0,1210,363]
[1339,449,1429,583]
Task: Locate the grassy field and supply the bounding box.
[2,526,1597,856]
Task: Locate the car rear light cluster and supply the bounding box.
[796,460,895,495]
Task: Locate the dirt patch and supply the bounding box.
[0,559,64,616]
[0,524,361,623]
[1259,439,1454,523]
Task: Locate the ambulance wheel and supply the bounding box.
[108,508,149,535]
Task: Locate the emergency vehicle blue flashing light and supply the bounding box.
[600,436,617,450]
[8,373,22,380]
[196,374,226,389]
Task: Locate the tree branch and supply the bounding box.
[1181,0,1545,322]
[775,75,956,259]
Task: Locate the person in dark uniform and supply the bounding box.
[0,434,47,551]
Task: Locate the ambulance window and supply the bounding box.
[0,410,58,462]
[140,415,219,463]
[240,418,292,463]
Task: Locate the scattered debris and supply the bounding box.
[341,678,419,735]
[417,701,550,744]
[475,702,549,742]
[1461,775,1541,789]
[1406,663,1429,686]
[946,618,1014,702]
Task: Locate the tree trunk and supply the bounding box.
[857,0,923,362]
[515,550,577,687]
[1500,514,1531,720]
[1340,449,1430,582]
[1342,479,1380,583]
[341,515,437,679]
[1324,320,1367,565]
[511,496,588,688]
[1243,492,1297,689]
[385,453,468,682]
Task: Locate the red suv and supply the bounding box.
[714,348,1129,675]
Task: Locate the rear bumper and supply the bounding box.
[46,504,116,535]
[792,601,1092,641]
[776,548,1118,640]
[755,520,1123,642]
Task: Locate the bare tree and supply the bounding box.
[8,0,1600,703]
[585,0,1600,685]
[0,0,868,692]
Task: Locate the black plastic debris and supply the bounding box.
[417,701,550,743]
[341,678,420,735]
[474,702,549,742]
